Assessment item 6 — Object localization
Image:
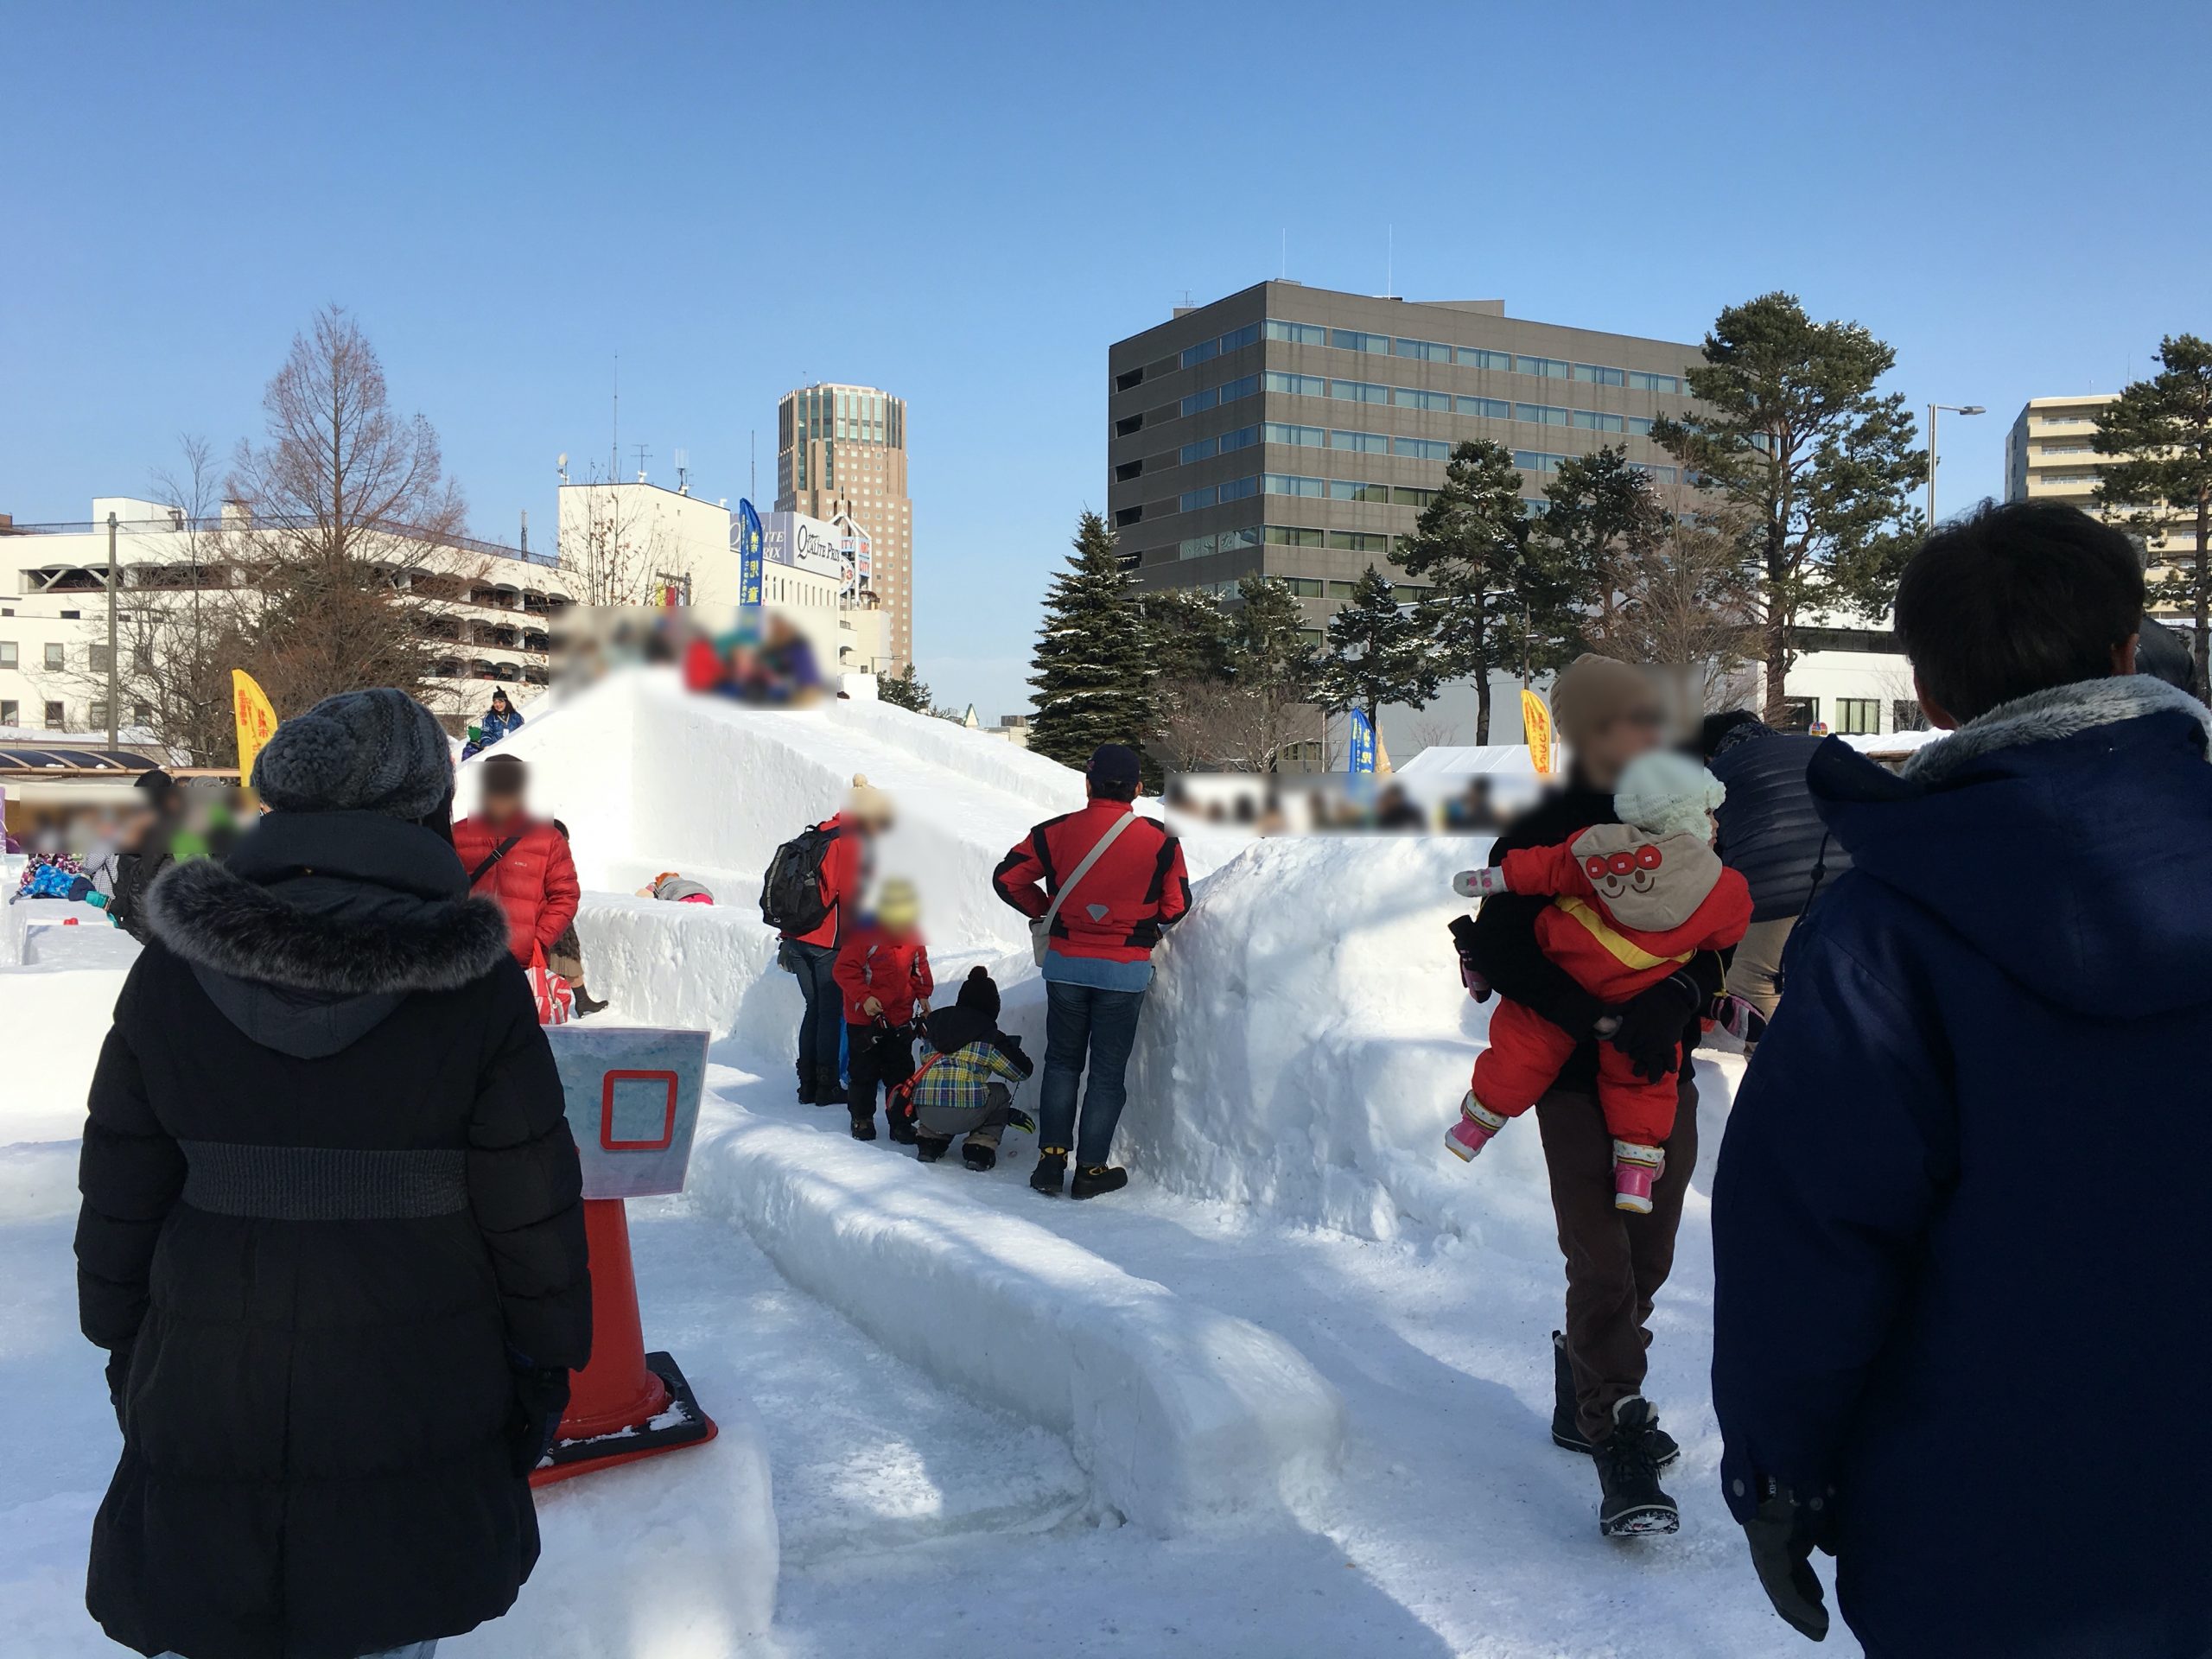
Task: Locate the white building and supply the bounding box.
[554,478,733,609]
[1,497,572,739]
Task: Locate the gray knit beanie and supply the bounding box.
[251,689,454,820]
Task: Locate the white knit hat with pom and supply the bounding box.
[1613,750,1726,840]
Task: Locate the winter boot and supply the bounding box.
[815,1069,846,1109]
[1030,1147,1069,1195]
[887,1112,918,1147]
[915,1135,950,1164]
[1446,1092,1510,1163]
[572,987,609,1016]
[1612,1141,1665,1214]
[1070,1165,1128,1200]
[962,1141,998,1172]
[797,1058,817,1106]
[1551,1332,1678,1467]
[1594,1396,1680,1536]
[848,1106,877,1141]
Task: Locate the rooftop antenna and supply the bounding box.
[556,451,569,484]
[675,446,690,495]
[1281,228,1287,279]
[750,429,757,503]
[633,443,651,483]
[611,356,620,486]
[1386,224,1394,298]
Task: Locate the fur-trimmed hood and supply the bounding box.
[145,810,512,1057]
[1809,674,2212,1019]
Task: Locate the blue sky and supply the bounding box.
[4,1,2205,721]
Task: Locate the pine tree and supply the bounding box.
[1140,587,1232,685]
[1224,575,1318,772]
[1395,439,1579,741]
[1533,448,1669,654]
[1653,293,1925,721]
[1028,511,1154,769]
[1317,565,1435,743]
[877,662,933,713]
[2095,334,2212,698]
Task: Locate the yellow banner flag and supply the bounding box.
[1521,687,1555,778]
[232,670,278,783]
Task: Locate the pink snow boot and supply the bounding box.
[1446,1092,1510,1162]
[1612,1141,1665,1213]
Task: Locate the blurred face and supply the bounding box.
[1578,703,1665,791]
[482,782,524,822]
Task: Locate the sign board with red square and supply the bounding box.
[546,1026,709,1198]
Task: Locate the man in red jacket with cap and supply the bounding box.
[452,754,580,966]
[994,743,1190,1198]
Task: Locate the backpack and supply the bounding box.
[759,823,842,935]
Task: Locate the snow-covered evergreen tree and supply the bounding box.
[1027,511,1154,768]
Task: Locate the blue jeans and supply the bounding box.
[786,939,842,1084]
[1039,980,1147,1167]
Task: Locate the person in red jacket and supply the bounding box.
[452,754,581,967]
[832,876,932,1142]
[781,775,893,1106]
[993,744,1190,1199]
[1450,750,1751,1213]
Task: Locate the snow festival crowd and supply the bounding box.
[60,497,2212,1659]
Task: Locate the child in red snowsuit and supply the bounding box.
[833,877,934,1142]
[1450,751,1752,1211]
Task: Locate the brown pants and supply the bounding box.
[1730,916,1796,1023]
[1536,1073,1700,1445]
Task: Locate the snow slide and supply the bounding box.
[687,1090,1347,1537]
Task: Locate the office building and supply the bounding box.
[1107,281,1705,631]
[778,384,912,671]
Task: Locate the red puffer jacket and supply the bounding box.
[452,814,582,963]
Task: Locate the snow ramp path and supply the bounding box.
[689,1080,1348,1537]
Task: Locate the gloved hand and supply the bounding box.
[105,1344,135,1432]
[1742,1478,1833,1641]
[1446,914,1493,1004]
[1606,969,1701,1082]
[510,1366,572,1477]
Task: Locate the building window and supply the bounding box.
[1115,506,1142,527]
[1573,410,1625,433]
[1627,371,1685,394]
[1394,437,1452,460]
[1181,486,1217,512]
[1181,436,1217,464]
[90,644,111,671]
[1515,403,1572,427]
[1264,524,1325,548]
[1625,416,1655,436]
[1263,422,1326,448]
[90,701,110,728]
[1265,371,1326,397]
[1512,450,1567,474]
[45,642,65,670]
[1573,363,1625,386]
[1325,531,1390,552]
[1458,347,1512,371]
[1331,378,1389,404]
[1392,486,1439,510]
[1775,696,1818,734]
[1218,475,1258,503]
[1262,473,1327,498]
[0,700,15,725]
[1836,698,1880,735]
[1391,337,1452,362]
[1330,429,1388,454]
[1265,319,1326,346]
[1219,425,1259,454]
[1331,329,1391,354]
[0,641,14,668]
[1329,480,1392,503]
[1282,577,1325,597]
[1516,355,1572,379]
[1630,462,1680,484]
[1390,584,1427,603]
[44,700,66,728]
[1892,699,1930,732]
[1458,396,1510,420]
[1181,387,1218,416]
[1392,388,1452,412]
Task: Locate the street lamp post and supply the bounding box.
[1927,403,1986,531]
[105,511,119,750]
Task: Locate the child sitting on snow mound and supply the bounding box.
[896,966,1038,1172]
[1450,750,1751,1212]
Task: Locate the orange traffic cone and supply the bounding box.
[530,1197,716,1485]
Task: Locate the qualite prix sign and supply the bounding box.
[760,510,853,579]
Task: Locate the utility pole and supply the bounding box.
[105,511,119,749]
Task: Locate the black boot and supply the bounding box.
[797,1059,817,1106]
[887,1113,918,1146]
[849,1110,877,1141]
[1552,1332,1679,1468]
[1070,1164,1128,1200]
[962,1141,997,1172]
[572,987,609,1016]
[1594,1397,1680,1536]
[816,1069,846,1109]
[1030,1148,1068,1195]
[916,1135,950,1163]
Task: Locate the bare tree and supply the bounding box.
[556,471,689,607]
[1594,492,1761,717]
[225,306,479,712]
[1408,715,1459,752]
[1155,677,1274,772]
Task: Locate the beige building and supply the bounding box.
[776,384,911,672]
[2005,394,2198,614]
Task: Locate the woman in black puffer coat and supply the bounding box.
[74,689,591,1659]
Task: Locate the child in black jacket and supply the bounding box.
[899,967,1036,1171]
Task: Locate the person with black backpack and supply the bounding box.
[761,774,893,1105]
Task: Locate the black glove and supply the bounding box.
[105,1344,134,1432]
[997,1033,1035,1077]
[510,1366,571,1477]
[1606,969,1701,1082]
[1447,914,1493,1004]
[1743,1478,1832,1642]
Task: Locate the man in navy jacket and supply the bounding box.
[1712,500,2212,1656]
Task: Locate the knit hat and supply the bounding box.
[874,876,920,931]
[1613,749,1726,840]
[251,688,454,821]
[956,964,1001,1023]
[845,772,894,829]
[1550,654,1661,750]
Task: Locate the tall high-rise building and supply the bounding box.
[1107,281,1703,632]
[777,383,911,671]
[2005,393,2198,620]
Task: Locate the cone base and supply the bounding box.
[530,1350,717,1488]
